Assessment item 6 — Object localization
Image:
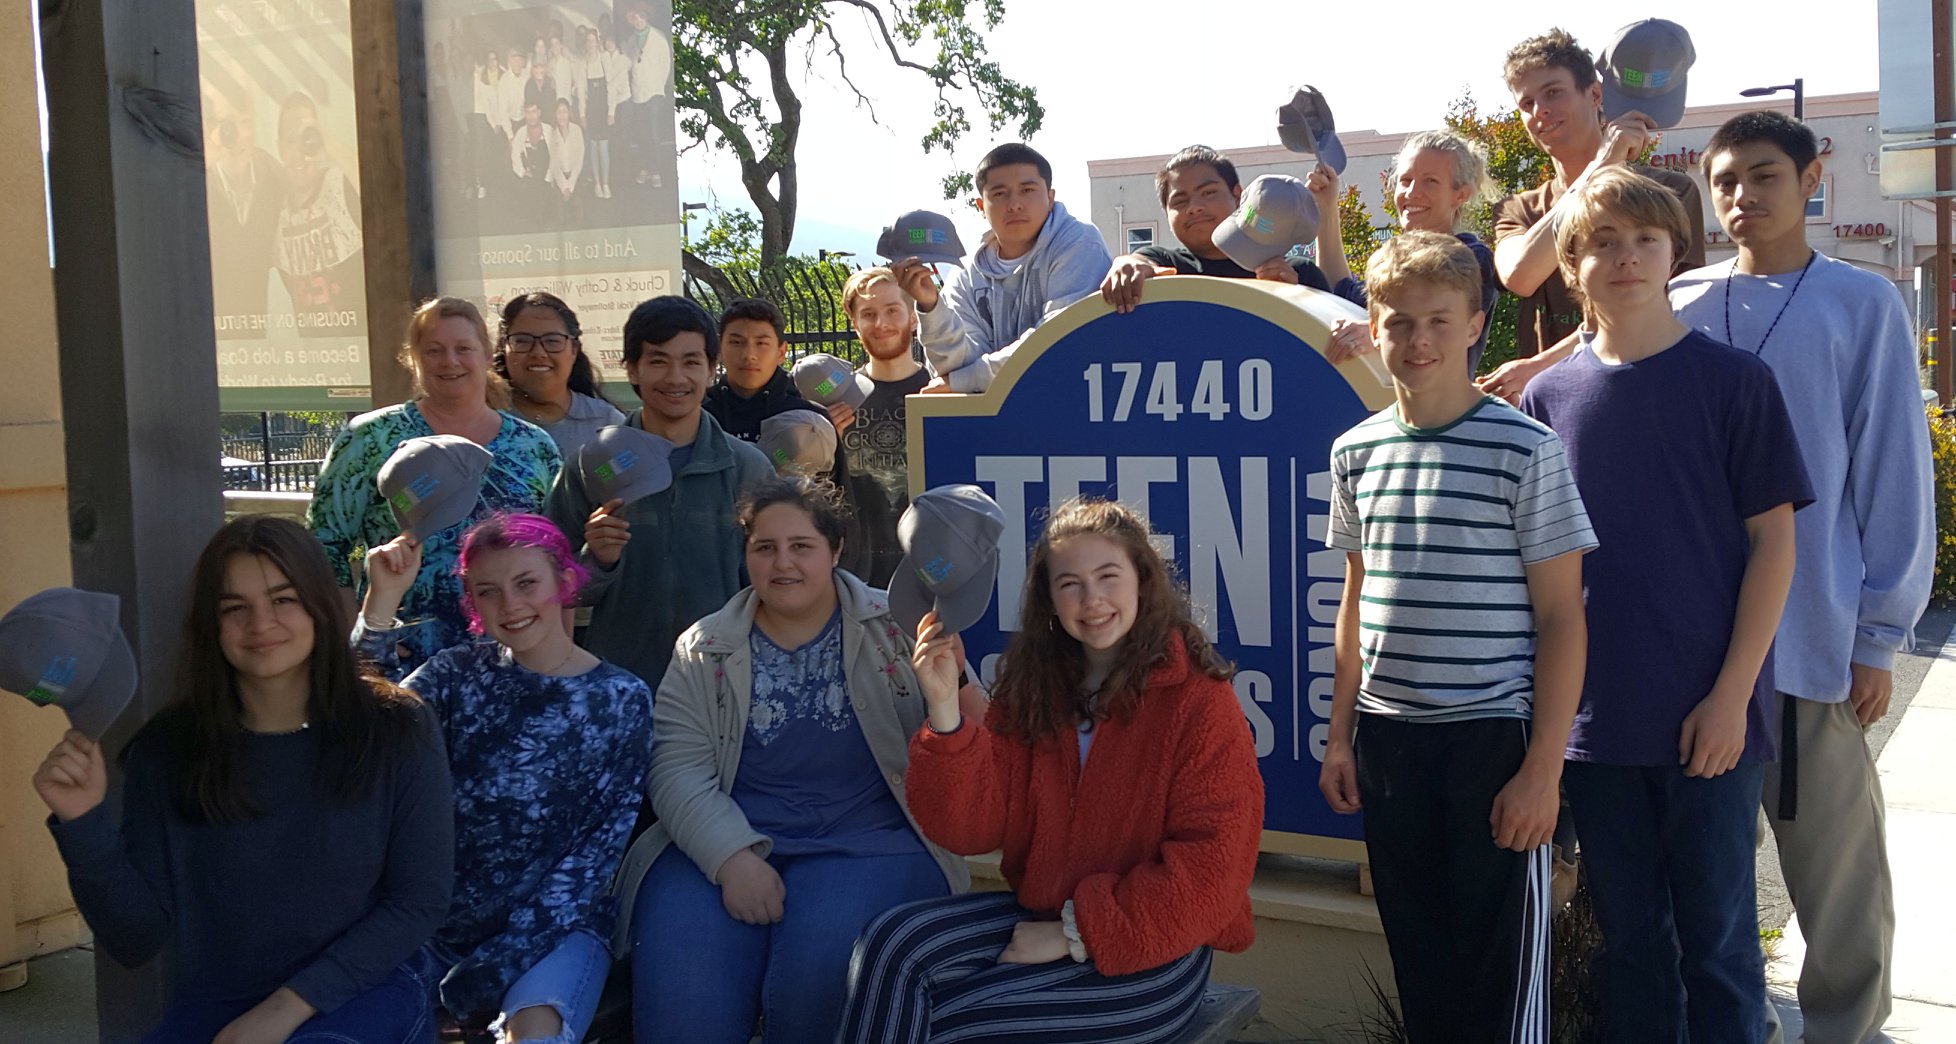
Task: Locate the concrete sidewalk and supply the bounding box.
[1766,636,1956,1042]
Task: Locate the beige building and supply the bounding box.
[0,2,82,977]
[1088,92,1943,320]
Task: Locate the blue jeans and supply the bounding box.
[142,950,438,1043]
[630,846,948,1044]
[1564,760,1769,1044]
[486,929,611,1044]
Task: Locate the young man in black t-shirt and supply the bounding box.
[825,267,929,587]
[1100,145,1331,312]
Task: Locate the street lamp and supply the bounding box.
[681,201,708,249]
[818,249,855,263]
[1740,78,1805,121]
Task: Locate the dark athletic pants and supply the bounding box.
[1356,714,1549,1044]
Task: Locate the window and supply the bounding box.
[1806,177,1830,223]
[1124,225,1155,252]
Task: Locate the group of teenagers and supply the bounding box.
[23,22,1937,1044]
[436,2,670,208]
[28,203,1262,1042]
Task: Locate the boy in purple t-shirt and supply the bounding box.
[1520,167,1812,1044]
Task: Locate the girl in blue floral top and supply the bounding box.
[357,513,652,1043]
[310,297,562,672]
[618,478,986,1044]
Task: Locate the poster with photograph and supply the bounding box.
[197,0,372,409]
[424,0,682,381]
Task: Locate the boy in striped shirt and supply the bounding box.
[1320,231,1596,1044]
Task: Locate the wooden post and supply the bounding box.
[39,1,223,1038]
[353,0,435,409]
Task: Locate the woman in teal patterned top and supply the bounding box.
[308,297,562,670]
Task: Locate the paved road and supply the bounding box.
[1753,604,1956,931]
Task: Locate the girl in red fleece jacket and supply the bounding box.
[835,499,1264,1044]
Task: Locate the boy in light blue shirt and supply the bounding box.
[1670,110,1934,1043]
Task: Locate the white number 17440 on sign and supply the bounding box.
[1082,360,1274,423]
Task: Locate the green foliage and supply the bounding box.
[1440,92,1555,377]
[686,205,855,344]
[688,208,765,270]
[673,1,1042,262]
[1929,405,1956,605]
[1338,184,1382,280]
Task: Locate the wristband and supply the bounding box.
[1060,899,1087,963]
[926,715,964,736]
[360,612,403,632]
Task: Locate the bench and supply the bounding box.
[573,974,1259,1043]
[1173,982,1261,1043]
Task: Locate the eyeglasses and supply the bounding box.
[506,333,573,354]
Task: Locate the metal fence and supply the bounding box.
[221,413,340,492]
[684,260,867,365]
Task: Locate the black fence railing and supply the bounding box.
[685,260,868,366]
[221,412,343,493]
[223,458,324,493]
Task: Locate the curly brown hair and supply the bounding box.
[1502,28,1597,92]
[988,499,1233,745]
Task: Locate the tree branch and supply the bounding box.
[814,20,877,118]
[827,0,958,84]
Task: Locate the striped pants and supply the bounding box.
[835,892,1212,1044]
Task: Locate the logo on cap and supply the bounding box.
[907,228,948,245]
[595,449,641,485]
[389,473,441,516]
[814,375,841,397]
[918,556,955,584]
[770,447,790,465]
[1239,203,1274,235]
[26,655,76,707]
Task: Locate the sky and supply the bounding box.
[676,0,1886,263]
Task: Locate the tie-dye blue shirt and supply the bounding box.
[730,609,921,858]
[358,626,652,1018]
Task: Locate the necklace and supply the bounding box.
[1723,251,1816,357]
[514,386,570,423]
[522,645,579,676]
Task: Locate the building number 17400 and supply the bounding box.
[1082,360,1275,423]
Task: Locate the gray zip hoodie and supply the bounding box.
[919,201,1112,392]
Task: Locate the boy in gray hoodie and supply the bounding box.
[893,143,1111,393]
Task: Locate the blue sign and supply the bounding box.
[910,276,1395,851]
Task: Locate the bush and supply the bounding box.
[1929,405,1956,606]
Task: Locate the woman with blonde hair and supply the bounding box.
[1309,129,1503,374]
[308,296,560,670]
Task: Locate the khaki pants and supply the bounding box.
[1762,694,1895,1044]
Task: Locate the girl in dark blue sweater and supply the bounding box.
[35,515,453,1043]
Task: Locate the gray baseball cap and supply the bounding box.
[888,484,1006,636]
[0,588,137,740]
[877,210,967,265]
[1213,175,1319,271]
[758,409,838,476]
[1277,86,1348,174]
[1598,19,1695,129]
[580,425,675,506]
[791,353,871,410]
[375,435,494,540]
